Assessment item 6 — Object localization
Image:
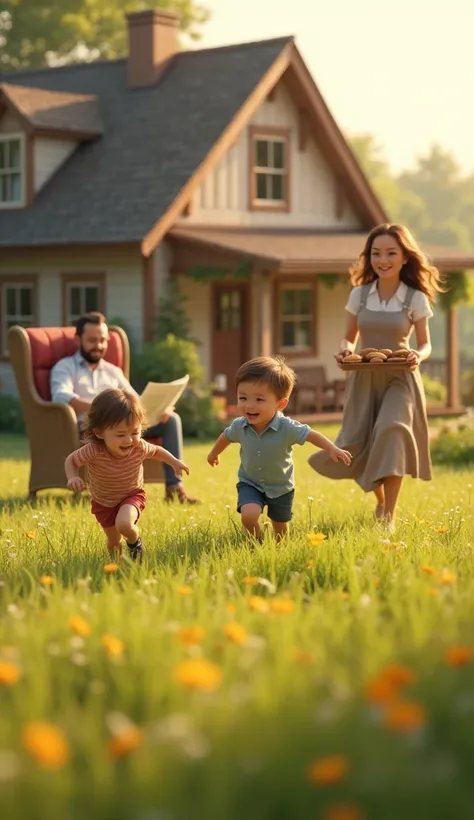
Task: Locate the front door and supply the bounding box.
[212,283,249,401]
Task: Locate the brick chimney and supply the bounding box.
[127,9,179,88]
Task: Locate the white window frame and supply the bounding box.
[0,279,37,355]
[279,282,314,353]
[0,133,26,209]
[64,279,103,326]
[251,132,288,208]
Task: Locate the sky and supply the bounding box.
[190,0,473,176]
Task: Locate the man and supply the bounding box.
[50,311,199,504]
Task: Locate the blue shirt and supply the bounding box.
[224,413,311,498]
[50,351,136,422]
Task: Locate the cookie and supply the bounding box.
[366,351,387,361]
[386,357,408,363]
[390,349,409,358]
[343,353,362,363]
[369,357,385,363]
[361,347,378,356]
[378,349,392,357]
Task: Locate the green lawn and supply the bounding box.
[0,433,473,820]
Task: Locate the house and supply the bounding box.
[1,8,473,410]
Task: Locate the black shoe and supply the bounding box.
[127,537,144,562]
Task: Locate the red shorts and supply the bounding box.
[91,489,147,529]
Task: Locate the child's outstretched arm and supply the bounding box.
[148,444,190,478]
[207,433,232,466]
[306,430,352,466]
[65,451,86,493]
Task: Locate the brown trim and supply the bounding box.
[0,273,39,358]
[26,133,34,206]
[0,243,140,260]
[60,272,106,326]
[0,87,35,135]
[141,41,294,256]
[142,253,155,343]
[248,125,291,213]
[446,306,460,410]
[34,127,100,142]
[267,87,276,102]
[273,275,318,359]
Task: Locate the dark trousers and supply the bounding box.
[143,412,184,488]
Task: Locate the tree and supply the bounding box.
[0,0,210,70]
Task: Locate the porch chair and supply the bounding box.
[7,325,164,500]
[291,365,346,415]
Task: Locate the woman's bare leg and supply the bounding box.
[383,476,403,525]
[373,485,385,519]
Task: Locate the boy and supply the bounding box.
[207,356,352,540]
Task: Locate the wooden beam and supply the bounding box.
[142,252,155,343]
[254,270,273,356]
[446,306,460,409]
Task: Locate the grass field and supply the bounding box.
[0,431,473,820]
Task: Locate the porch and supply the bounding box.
[167,225,474,414]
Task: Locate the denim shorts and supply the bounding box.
[236,482,295,523]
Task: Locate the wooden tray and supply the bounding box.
[341,361,411,372]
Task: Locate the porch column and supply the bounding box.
[252,269,273,356]
[446,305,460,409]
[142,250,156,343]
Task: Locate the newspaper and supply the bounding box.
[140,375,189,426]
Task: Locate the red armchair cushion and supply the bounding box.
[26,327,124,401]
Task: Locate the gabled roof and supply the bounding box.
[0,36,386,250]
[0,82,103,137]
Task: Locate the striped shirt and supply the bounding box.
[72,439,157,507]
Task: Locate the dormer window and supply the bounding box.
[249,126,290,212]
[0,135,25,207]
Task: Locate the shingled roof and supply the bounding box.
[0,82,103,136]
[0,37,292,248]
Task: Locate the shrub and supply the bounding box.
[422,373,447,404]
[0,394,25,434]
[461,371,474,408]
[431,413,474,466]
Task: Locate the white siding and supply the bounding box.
[153,240,173,313]
[177,275,212,379]
[182,83,362,230]
[0,111,22,134]
[34,137,77,192]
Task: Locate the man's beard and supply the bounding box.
[80,345,103,364]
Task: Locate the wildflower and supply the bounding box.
[364,676,397,704]
[242,576,259,585]
[438,569,456,585]
[324,804,365,820]
[383,542,402,551]
[226,603,237,615]
[68,616,91,637]
[174,658,222,692]
[104,563,119,573]
[248,596,270,613]
[40,575,54,585]
[177,586,193,596]
[24,531,36,541]
[306,560,316,569]
[223,622,248,645]
[0,661,21,686]
[176,626,206,645]
[270,598,294,614]
[445,645,473,667]
[307,532,327,546]
[382,665,415,687]
[421,565,436,575]
[292,648,314,666]
[101,635,125,657]
[22,722,69,769]
[429,588,441,597]
[109,726,143,758]
[306,754,350,786]
[436,526,449,533]
[383,699,426,733]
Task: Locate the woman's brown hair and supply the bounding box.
[350,223,444,302]
[82,388,147,441]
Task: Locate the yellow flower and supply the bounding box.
[324,804,365,820]
[242,576,259,585]
[24,531,36,540]
[270,598,294,614]
[383,699,426,733]
[436,525,449,533]
[40,575,54,585]
[177,585,193,596]
[307,532,327,546]
[306,560,316,569]
[174,658,222,692]
[176,626,206,645]
[383,542,402,551]
[0,660,21,686]
[421,564,436,575]
[306,755,350,786]
[438,569,456,586]
[226,603,237,615]
[248,595,270,613]
[292,648,314,667]
[23,722,69,769]
[101,634,125,657]
[109,726,143,758]
[445,645,473,667]
[68,616,91,637]
[223,622,248,645]
[104,563,120,573]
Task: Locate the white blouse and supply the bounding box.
[345,282,433,323]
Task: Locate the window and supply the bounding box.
[216,288,242,331]
[279,285,314,352]
[0,135,24,207]
[62,275,105,325]
[0,278,37,355]
[249,127,290,211]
